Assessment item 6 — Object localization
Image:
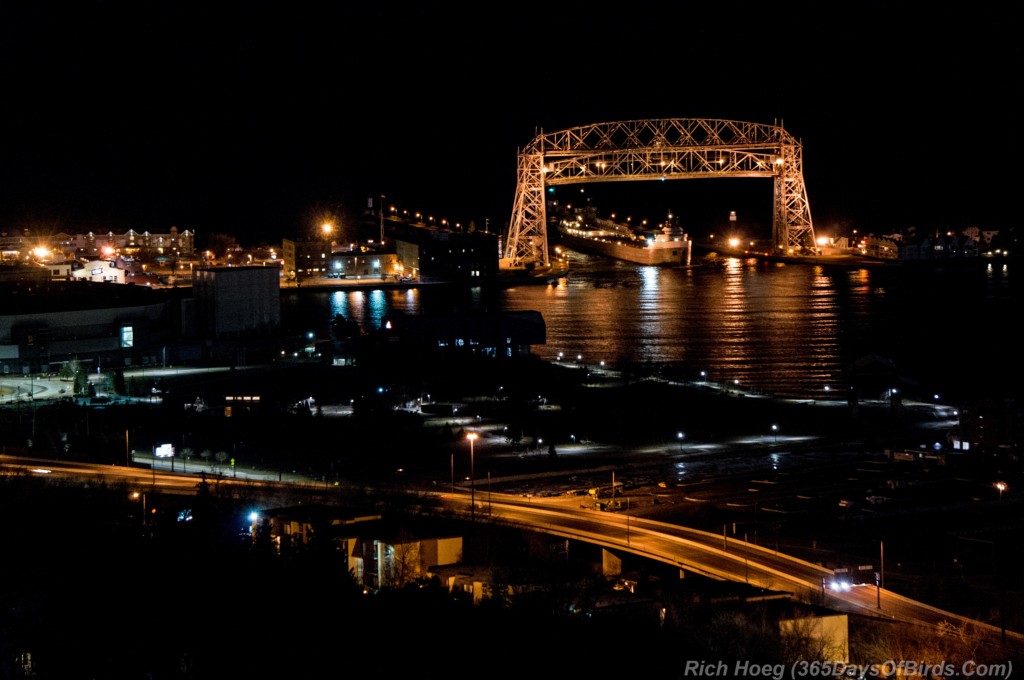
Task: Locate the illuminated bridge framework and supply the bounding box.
[503,118,816,268]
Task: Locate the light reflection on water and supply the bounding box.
[326,288,421,331]
[290,250,1016,402]
[497,253,865,398]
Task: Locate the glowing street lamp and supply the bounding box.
[677,431,684,453]
[771,424,779,444]
[996,481,1007,502]
[467,432,478,521]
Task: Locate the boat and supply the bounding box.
[692,240,897,268]
[555,207,692,266]
[494,262,570,286]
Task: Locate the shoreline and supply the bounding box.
[280,267,570,293]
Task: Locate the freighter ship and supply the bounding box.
[555,207,692,266]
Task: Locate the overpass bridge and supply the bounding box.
[503,118,817,269]
[441,490,1023,652]
[6,452,1018,654]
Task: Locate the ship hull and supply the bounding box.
[691,242,896,268]
[557,230,689,266]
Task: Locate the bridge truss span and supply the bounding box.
[503,118,817,268]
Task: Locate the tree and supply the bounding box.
[779,613,841,663]
[381,530,421,590]
[179,447,194,469]
[73,368,89,396]
[59,361,77,381]
[112,370,126,395]
[504,424,523,446]
[203,232,239,259]
[250,515,276,558]
[853,618,989,672]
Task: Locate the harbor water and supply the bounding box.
[283,249,1017,403]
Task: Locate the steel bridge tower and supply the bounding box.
[503,118,816,269]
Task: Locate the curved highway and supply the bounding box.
[4,453,1020,652]
[437,489,1022,650]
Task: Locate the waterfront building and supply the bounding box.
[859,235,900,260]
[326,251,401,280]
[190,265,281,338]
[899,233,979,260]
[0,264,288,374]
[957,398,1022,456]
[0,280,181,374]
[281,238,331,281]
[44,260,77,280]
[281,237,399,283]
[388,221,499,283]
[70,259,126,284]
[0,262,50,283]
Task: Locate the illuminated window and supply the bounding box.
[120,326,134,348]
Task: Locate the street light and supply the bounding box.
[996,481,1007,502]
[467,432,478,522]
[130,491,148,527]
[771,424,778,443]
[677,431,684,453]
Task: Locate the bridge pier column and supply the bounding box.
[602,548,623,578]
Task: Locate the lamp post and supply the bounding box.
[677,431,684,453]
[29,374,36,439]
[877,540,884,609]
[771,424,778,444]
[131,491,147,526]
[996,481,1007,502]
[467,432,478,522]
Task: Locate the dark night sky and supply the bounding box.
[0,2,1016,245]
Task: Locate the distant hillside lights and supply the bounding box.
[10,234,288,286]
[2,227,196,263]
[2,227,208,284]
